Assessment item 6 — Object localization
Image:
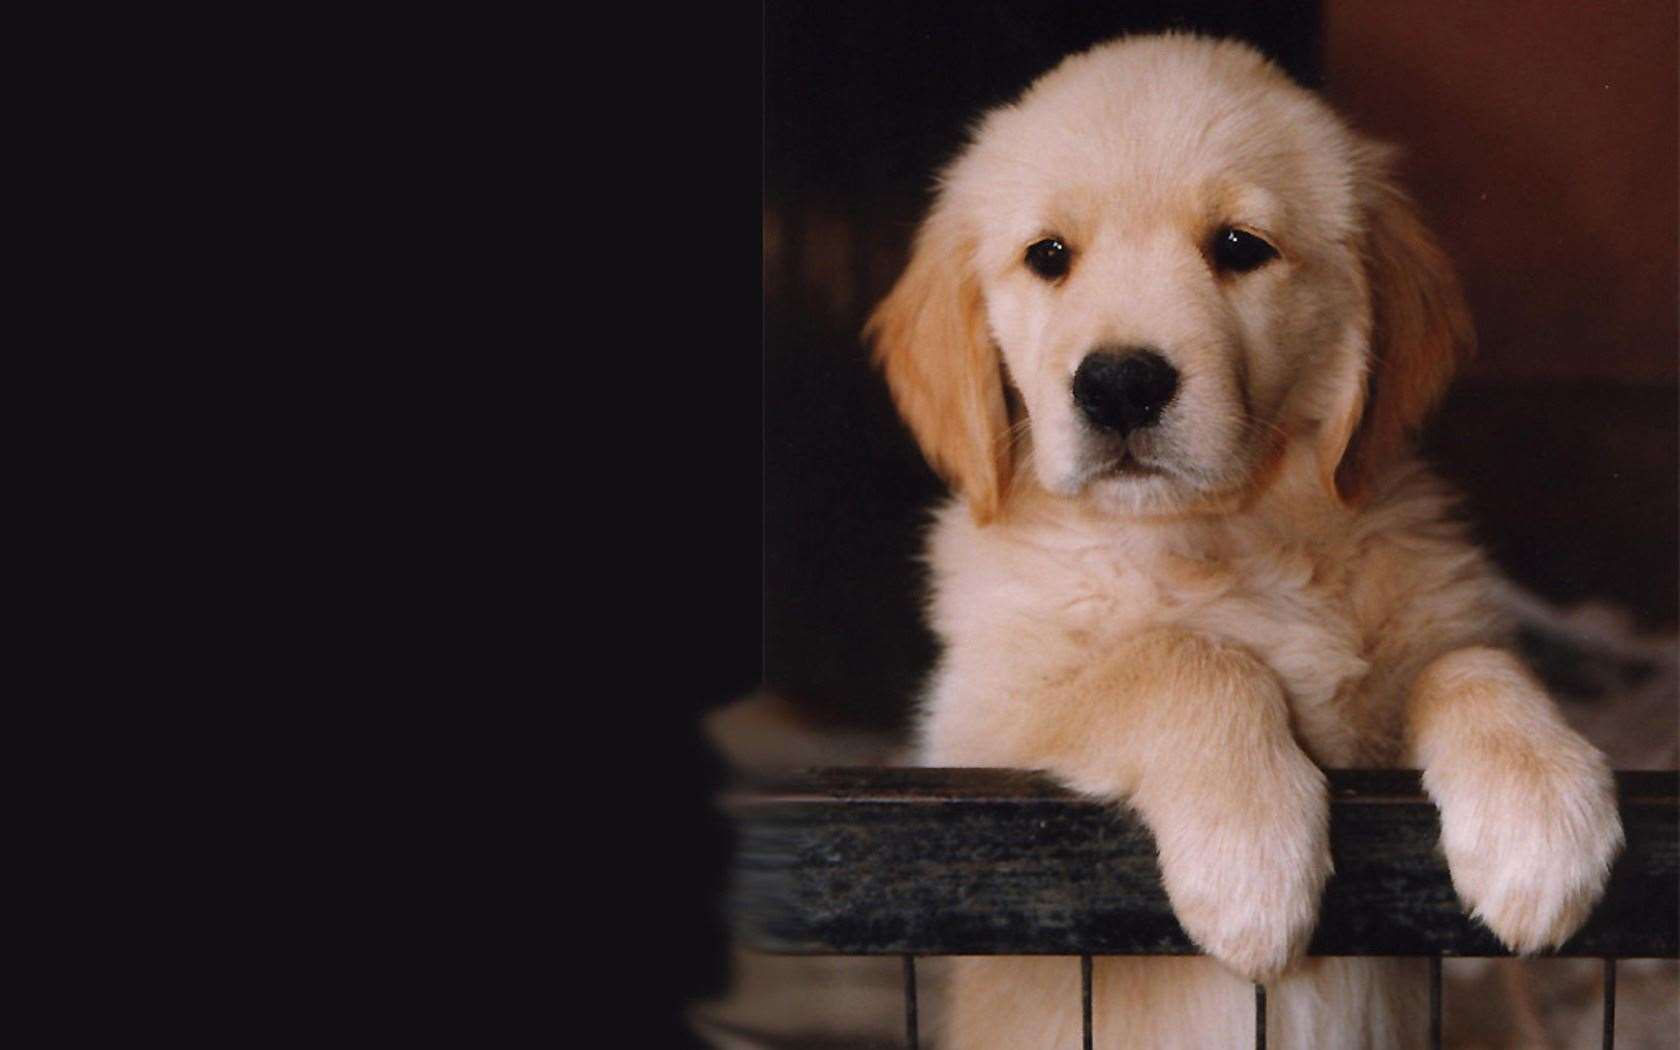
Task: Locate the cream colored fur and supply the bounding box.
[867,34,1623,1048]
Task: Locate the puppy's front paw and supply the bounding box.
[1149,758,1332,982]
[1428,739,1623,954]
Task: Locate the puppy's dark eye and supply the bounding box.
[1025,238,1070,280]
[1211,227,1279,274]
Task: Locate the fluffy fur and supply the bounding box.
[866,34,1622,1048]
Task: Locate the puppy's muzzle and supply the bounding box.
[1072,348,1179,437]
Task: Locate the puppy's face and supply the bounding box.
[869,36,1473,521]
[969,125,1361,516]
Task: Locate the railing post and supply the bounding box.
[1602,957,1616,1050]
[1081,954,1093,1050]
[1429,955,1442,1049]
[902,955,918,1049]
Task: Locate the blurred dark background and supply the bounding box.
[763,0,1679,737]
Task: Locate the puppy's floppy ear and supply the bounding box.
[866,202,1012,523]
[1319,150,1476,504]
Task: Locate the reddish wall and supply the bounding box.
[1325,1,1678,381]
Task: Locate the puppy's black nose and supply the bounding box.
[1072,349,1179,435]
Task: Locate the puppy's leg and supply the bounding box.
[1407,646,1623,953]
[1014,628,1332,982]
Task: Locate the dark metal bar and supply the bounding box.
[1602,957,1616,1050]
[727,769,1680,958]
[1255,984,1267,1050]
[1429,955,1442,1050]
[1081,954,1093,1050]
[902,955,918,1049]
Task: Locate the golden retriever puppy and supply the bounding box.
[866,33,1623,1048]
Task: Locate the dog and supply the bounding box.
[865,34,1624,1048]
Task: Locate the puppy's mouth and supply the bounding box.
[1097,450,1166,478]
[1054,431,1184,495]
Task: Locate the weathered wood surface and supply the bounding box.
[725,768,1678,958]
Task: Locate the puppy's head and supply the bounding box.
[867,35,1473,523]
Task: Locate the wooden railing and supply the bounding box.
[725,768,1678,1048]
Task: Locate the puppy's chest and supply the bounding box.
[1047,540,1376,758]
